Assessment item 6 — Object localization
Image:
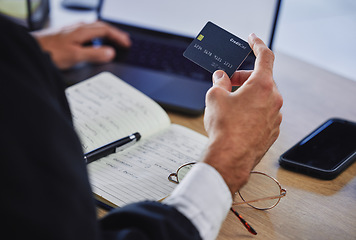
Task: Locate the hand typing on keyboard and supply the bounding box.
[32,21,131,69]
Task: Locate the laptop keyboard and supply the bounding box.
[115,37,212,82]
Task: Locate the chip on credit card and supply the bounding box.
[183,21,252,78]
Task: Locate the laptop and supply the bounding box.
[64,0,281,115]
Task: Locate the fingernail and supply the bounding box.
[213,71,224,83]
[250,33,257,39]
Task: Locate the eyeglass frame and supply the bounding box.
[168,162,287,235]
[168,162,286,209]
[233,171,286,210]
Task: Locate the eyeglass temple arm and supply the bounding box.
[230,207,257,235]
[233,189,287,206]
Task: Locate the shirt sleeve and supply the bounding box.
[163,162,232,240]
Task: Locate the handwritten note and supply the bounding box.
[65,72,170,153]
[87,124,208,207]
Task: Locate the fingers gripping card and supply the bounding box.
[183,21,252,77]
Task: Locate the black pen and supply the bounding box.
[84,132,141,164]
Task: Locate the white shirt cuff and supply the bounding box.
[163,162,232,240]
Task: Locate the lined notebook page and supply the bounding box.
[87,124,208,207]
[65,72,170,153]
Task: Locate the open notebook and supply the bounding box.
[65,72,208,208]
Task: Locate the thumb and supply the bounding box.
[212,70,232,92]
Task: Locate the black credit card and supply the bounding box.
[183,21,252,77]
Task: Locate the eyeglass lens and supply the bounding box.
[237,172,282,210]
[177,164,194,182]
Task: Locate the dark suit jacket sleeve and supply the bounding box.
[100,201,201,240]
[0,15,201,240]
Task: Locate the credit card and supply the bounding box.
[183,21,252,77]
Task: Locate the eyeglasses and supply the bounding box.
[168,162,286,235]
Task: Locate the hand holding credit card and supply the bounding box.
[183,22,252,77]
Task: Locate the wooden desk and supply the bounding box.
[173,51,356,240]
[94,52,356,239]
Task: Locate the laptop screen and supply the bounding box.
[100,0,280,48]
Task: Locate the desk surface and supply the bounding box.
[169,51,356,239]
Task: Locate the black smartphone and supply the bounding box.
[279,118,356,180]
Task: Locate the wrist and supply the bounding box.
[201,137,252,195]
